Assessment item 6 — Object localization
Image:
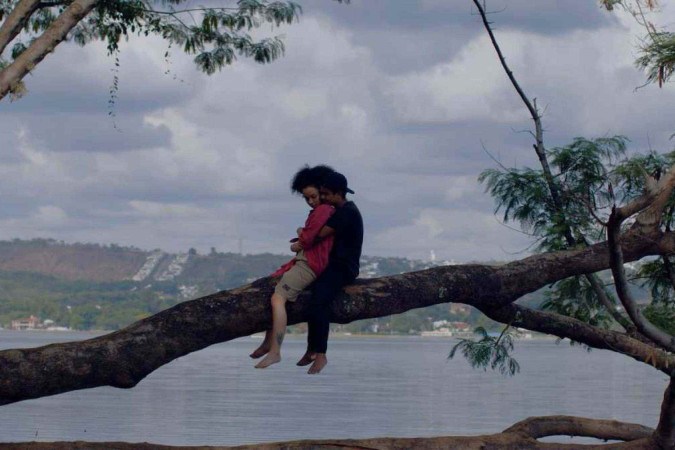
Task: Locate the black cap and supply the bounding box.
[323,171,355,195]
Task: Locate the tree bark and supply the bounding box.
[504,415,653,441]
[0,416,660,450]
[484,303,674,373]
[608,211,675,352]
[0,227,673,406]
[607,167,675,353]
[0,0,98,101]
[0,0,42,56]
[655,376,675,449]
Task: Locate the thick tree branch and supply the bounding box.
[624,163,675,233]
[484,303,675,374]
[585,272,635,332]
[0,0,98,101]
[608,169,675,352]
[504,415,654,441]
[0,431,659,450]
[496,228,671,303]
[608,216,675,352]
[0,228,672,405]
[0,0,42,56]
[656,376,675,449]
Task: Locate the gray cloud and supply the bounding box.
[0,1,673,263]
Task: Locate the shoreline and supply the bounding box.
[0,329,558,341]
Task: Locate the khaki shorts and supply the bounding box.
[274,257,316,302]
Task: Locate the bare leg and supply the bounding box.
[296,350,316,366]
[249,329,272,359]
[255,293,287,369]
[307,353,327,374]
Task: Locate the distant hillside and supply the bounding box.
[0,239,146,282]
[0,238,650,333]
[0,238,466,330]
[0,238,459,289]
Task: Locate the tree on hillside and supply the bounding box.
[0,2,674,449]
[0,0,309,101]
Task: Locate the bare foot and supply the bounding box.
[296,351,316,366]
[249,344,270,359]
[307,354,327,374]
[255,352,281,369]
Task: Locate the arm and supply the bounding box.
[317,225,335,239]
[297,205,334,250]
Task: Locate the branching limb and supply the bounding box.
[608,167,675,352]
[505,415,654,442]
[616,162,675,230]
[472,0,563,213]
[0,0,42,55]
[585,272,635,332]
[483,303,675,374]
[475,1,635,334]
[655,375,675,449]
[0,0,98,101]
[608,215,675,351]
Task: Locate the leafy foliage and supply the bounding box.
[601,0,675,86]
[643,303,675,335]
[448,326,520,376]
[638,258,675,306]
[540,276,613,327]
[479,137,627,253]
[636,31,675,87]
[481,136,673,330]
[2,0,304,78]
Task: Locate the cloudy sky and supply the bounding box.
[1,0,674,263]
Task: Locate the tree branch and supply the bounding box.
[655,375,675,449]
[618,162,675,231]
[0,0,42,56]
[608,215,675,352]
[584,272,635,333]
[0,427,659,449]
[483,303,675,374]
[0,227,672,405]
[608,168,675,352]
[473,0,636,332]
[504,415,654,441]
[0,0,98,101]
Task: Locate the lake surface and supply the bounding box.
[0,330,668,446]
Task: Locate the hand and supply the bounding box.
[290,242,302,253]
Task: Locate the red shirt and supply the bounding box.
[272,204,335,277]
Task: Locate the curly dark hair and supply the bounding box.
[290,164,335,194]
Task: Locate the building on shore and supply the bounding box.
[10,315,42,330]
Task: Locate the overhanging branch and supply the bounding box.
[504,415,654,441]
[483,303,675,374]
[0,0,98,101]
[0,0,42,56]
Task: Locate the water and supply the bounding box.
[0,331,668,446]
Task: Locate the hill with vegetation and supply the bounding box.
[0,238,646,334]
